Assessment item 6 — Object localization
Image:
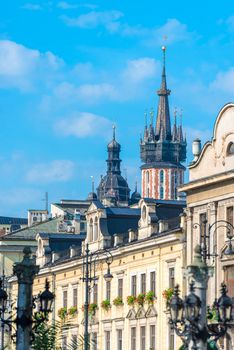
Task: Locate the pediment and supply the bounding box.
[145,305,157,318]
[136,306,146,319]
[126,308,136,320]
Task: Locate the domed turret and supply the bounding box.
[97,126,130,205]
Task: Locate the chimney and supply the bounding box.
[158,220,168,233]
[128,229,137,242]
[114,234,123,247]
[192,138,201,162]
[52,252,60,263]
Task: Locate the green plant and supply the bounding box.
[127,295,136,306]
[58,307,67,320]
[32,319,89,350]
[207,306,218,322]
[113,296,124,306]
[136,293,145,306]
[145,291,155,305]
[68,306,78,317]
[88,303,98,315]
[162,288,174,307]
[101,299,111,311]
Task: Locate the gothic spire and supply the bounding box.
[155,46,172,141]
[172,107,177,141]
[177,109,184,142]
[143,110,148,141]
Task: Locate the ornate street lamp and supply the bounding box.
[184,281,201,323]
[0,279,7,314]
[81,243,113,350]
[217,283,233,323]
[39,279,54,314]
[170,285,184,324]
[103,262,113,283]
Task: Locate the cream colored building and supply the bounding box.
[9,198,186,350]
[180,102,234,349]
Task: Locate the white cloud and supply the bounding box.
[145,19,192,46]
[122,57,159,83]
[53,81,118,102]
[61,11,194,46]
[57,2,97,10]
[61,10,123,31]
[22,3,42,10]
[54,112,113,138]
[0,40,63,91]
[26,160,75,183]
[210,67,234,94]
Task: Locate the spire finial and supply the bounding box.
[144,109,148,127]
[180,108,183,125]
[174,107,177,125]
[150,108,154,125]
[162,45,166,68]
[91,175,94,193]
[112,124,116,140]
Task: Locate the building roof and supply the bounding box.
[1,217,63,241]
[0,216,27,225]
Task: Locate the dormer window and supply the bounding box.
[227,142,234,156]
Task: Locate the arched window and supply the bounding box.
[145,171,150,197]
[159,170,164,199]
[89,218,93,241]
[227,142,234,155]
[93,217,98,241]
[174,171,178,199]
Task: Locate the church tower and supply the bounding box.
[97,126,130,206]
[140,47,186,200]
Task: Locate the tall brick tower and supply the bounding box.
[140,47,186,200]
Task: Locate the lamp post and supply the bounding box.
[81,243,113,350]
[168,216,234,350]
[0,247,54,349]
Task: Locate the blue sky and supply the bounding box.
[0,0,234,217]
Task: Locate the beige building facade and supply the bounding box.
[9,198,186,350]
[180,102,234,349]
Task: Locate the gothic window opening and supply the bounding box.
[159,170,164,199]
[174,171,178,199]
[146,171,150,197]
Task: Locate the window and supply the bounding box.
[141,273,146,294]
[62,335,67,350]
[140,326,146,350]
[227,142,234,155]
[150,325,156,350]
[105,331,110,350]
[117,330,122,350]
[92,332,98,350]
[93,284,98,303]
[169,268,175,289]
[118,279,123,299]
[169,326,175,350]
[199,213,207,245]
[150,271,156,295]
[227,206,233,226]
[225,265,234,298]
[131,275,137,296]
[131,327,136,350]
[142,205,147,220]
[146,171,150,197]
[174,171,178,199]
[159,170,164,199]
[93,217,98,241]
[89,218,93,241]
[106,281,111,300]
[63,290,67,308]
[73,288,78,307]
[71,334,77,347]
